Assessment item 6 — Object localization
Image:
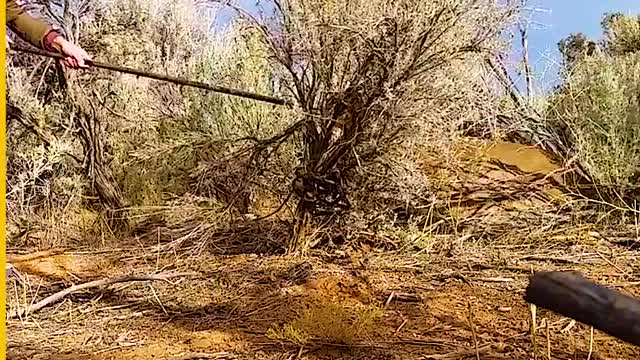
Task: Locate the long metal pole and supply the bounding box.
[9,44,292,107]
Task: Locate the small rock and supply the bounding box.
[280,285,305,296]
[6,263,24,284]
[242,213,257,221]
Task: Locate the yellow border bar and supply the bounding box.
[1,0,7,358]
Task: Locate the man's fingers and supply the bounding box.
[67,57,78,69]
[58,40,93,69]
[71,51,91,68]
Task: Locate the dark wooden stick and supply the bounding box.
[524,271,640,346]
[9,44,292,107]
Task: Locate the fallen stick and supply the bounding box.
[170,352,237,360]
[8,271,197,319]
[422,344,495,360]
[524,271,640,346]
[6,249,67,263]
[384,291,421,306]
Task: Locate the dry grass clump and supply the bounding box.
[267,300,383,345]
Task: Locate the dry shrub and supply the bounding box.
[267,300,383,345]
[548,52,640,204]
[7,67,89,246]
[603,13,640,55]
[224,0,518,251]
[89,0,293,209]
[8,0,526,254]
[7,0,293,247]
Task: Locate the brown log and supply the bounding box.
[524,271,640,346]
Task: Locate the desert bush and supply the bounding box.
[6,0,293,247]
[221,0,518,252]
[547,12,640,205]
[84,0,293,208]
[547,52,640,202]
[602,13,640,56]
[8,0,531,254]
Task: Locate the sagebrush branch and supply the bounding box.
[8,271,197,319]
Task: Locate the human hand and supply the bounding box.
[51,36,92,69]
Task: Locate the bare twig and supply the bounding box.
[519,24,533,100]
[468,301,481,360]
[475,277,514,283]
[385,292,420,306]
[587,327,594,360]
[530,302,538,359]
[484,56,525,110]
[546,318,551,360]
[423,345,494,360]
[394,319,408,336]
[518,255,581,265]
[170,352,237,360]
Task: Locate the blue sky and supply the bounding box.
[517,0,639,92]
[213,1,640,92]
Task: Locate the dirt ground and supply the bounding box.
[6,231,640,360]
[7,141,640,359]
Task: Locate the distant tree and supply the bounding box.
[601,12,640,56]
[557,32,597,72]
[558,12,640,72]
[601,12,625,32]
[547,12,640,207]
